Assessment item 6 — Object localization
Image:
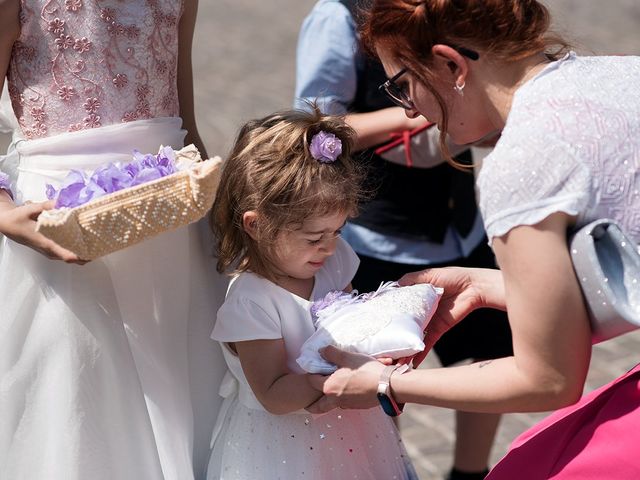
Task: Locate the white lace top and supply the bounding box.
[478,53,640,244]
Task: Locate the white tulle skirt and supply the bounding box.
[0,118,226,480]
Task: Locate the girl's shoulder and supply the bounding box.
[225,272,283,306]
[213,273,287,342]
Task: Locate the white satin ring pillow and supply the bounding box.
[297,282,443,374]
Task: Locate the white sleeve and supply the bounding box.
[477,101,593,243]
[212,294,282,342]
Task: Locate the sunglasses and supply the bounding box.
[378,46,480,110]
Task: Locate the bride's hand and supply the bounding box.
[399,267,504,366]
[0,198,86,264]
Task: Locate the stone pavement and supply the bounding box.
[1,1,639,479]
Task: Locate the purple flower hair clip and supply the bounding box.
[309,131,342,163]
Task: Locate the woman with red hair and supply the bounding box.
[308,1,640,478]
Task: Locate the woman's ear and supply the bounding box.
[242,211,260,240]
[432,44,469,89]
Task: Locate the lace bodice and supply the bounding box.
[7,0,183,139]
[478,53,640,244]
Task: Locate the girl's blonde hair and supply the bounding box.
[211,105,363,280]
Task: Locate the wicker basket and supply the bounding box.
[36,156,222,260]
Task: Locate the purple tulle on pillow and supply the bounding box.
[309,282,399,325]
[310,290,353,320]
[46,147,182,208]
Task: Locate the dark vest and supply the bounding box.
[340,0,477,243]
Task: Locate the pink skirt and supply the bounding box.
[487,363,640,480]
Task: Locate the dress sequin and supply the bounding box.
[478,53,640,244]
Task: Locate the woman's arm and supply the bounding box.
[235,339,322,415]
[310,212,592,414]
[398,213,590,412]
[177,0,207,158]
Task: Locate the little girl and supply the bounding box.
[206,107,418,479]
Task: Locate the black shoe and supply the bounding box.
[446,467,490,480]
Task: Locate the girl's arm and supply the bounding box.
[177,0,207,158]
[235,339,322,415]
[310,212,592,414]
[0,0,83,263]
[0,0,19,94]
[0,0,21,202]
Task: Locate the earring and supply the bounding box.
[454,81,465,96]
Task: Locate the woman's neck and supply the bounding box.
[481,52,551,130]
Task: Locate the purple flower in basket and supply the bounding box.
[53,170,106,208]
[131,165,163,186]
[92,163,133,193]
[132,148,176,180]
[46,146,185,209]
[122,161,139,178]
[309,131,342,163]
[45,183,56,201]
[0,172,12,199]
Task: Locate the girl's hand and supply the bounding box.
[398,267,505,366]
[306,346,385,414]
[0,199,86,264]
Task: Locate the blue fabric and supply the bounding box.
[294,0,485,264]
[294,0,357,114]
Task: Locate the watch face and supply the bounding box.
[377,392,401,417]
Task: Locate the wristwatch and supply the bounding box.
[377,364,409,417]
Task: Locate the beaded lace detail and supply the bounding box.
[7,0,183,139]
[478,53,640,244]
[326,284,435,345]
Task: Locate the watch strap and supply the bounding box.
[377,364,409,416]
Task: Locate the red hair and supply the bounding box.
[361,0,569,162]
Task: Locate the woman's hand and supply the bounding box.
[0,199,86,263]
[305,346,385,414]
[399,267,505,366]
